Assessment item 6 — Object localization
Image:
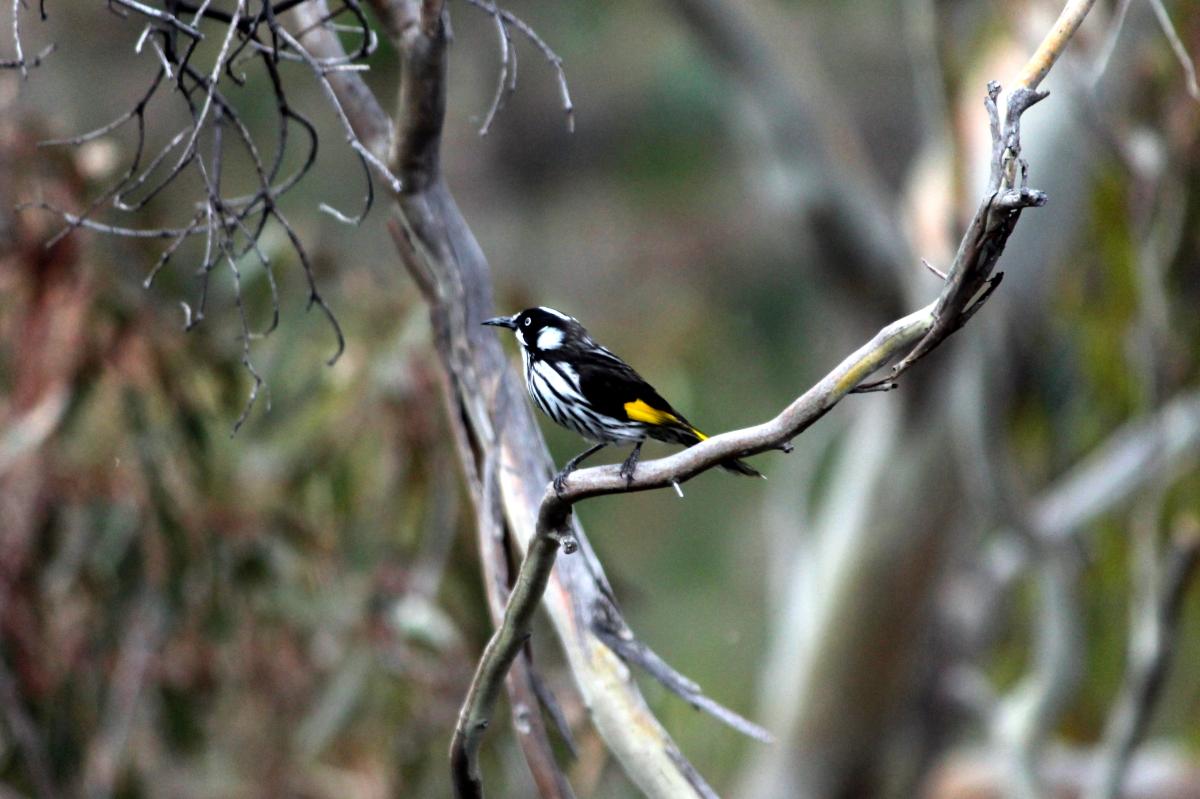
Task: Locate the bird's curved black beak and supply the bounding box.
[482,315,517,330]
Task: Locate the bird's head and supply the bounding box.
[483,306,581,353]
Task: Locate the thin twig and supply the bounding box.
[1091,0,1134,84]
[108,0,203,40]
[477,1,514,136]
[274,23,403,193]
[1149,0,1200,102]
[591,617,773,743]
[10,0,26,78]
[462,0,574,132]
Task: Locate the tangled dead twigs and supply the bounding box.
[5,0,577,432]
[6,1,396,430]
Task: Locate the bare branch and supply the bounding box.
[851,82,1046,392]
[1015,0,1098,92]
[78,596,166,799]
[1087,517,1200,799]
[5,0,49,77]
[853,0,1098,391]
[1149,0,1200,102]
[455,2,1103,792]
[294,0,392,156]
[450,301,935,794]
[10,0,28,78]
[473,454,576,799]
[334,2,734,794]
[591,613,773,743]
[476,1,515,136]
[992,553,1084,799]
[274,22,403,193]
[462,0,573,133]
[450,532,559,798]
[1032,390,1200,543]
[108,0,202,38]
[0,39,52,72]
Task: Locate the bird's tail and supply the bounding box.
[687,427,764,479]
[718,457,764,478]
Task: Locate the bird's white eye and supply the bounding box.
[523,317,532,327]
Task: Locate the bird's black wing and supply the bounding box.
[571,345,764,477]
[572,347,699,438]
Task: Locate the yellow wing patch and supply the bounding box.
[624,399,678,426]
[623,399,707,439]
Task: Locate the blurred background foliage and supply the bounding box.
[0,1,1198,797]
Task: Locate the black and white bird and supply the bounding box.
[483,307,762,492]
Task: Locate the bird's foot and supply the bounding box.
[618,456,638,486]
[618,442,643,487]
[552,468,572,496]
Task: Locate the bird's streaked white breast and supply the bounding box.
[533,359,582,400]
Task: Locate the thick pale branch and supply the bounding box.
[350,2,726,796]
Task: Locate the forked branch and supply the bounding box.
[451,2,1100,795]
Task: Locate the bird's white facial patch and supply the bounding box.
[536,326,565,351]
